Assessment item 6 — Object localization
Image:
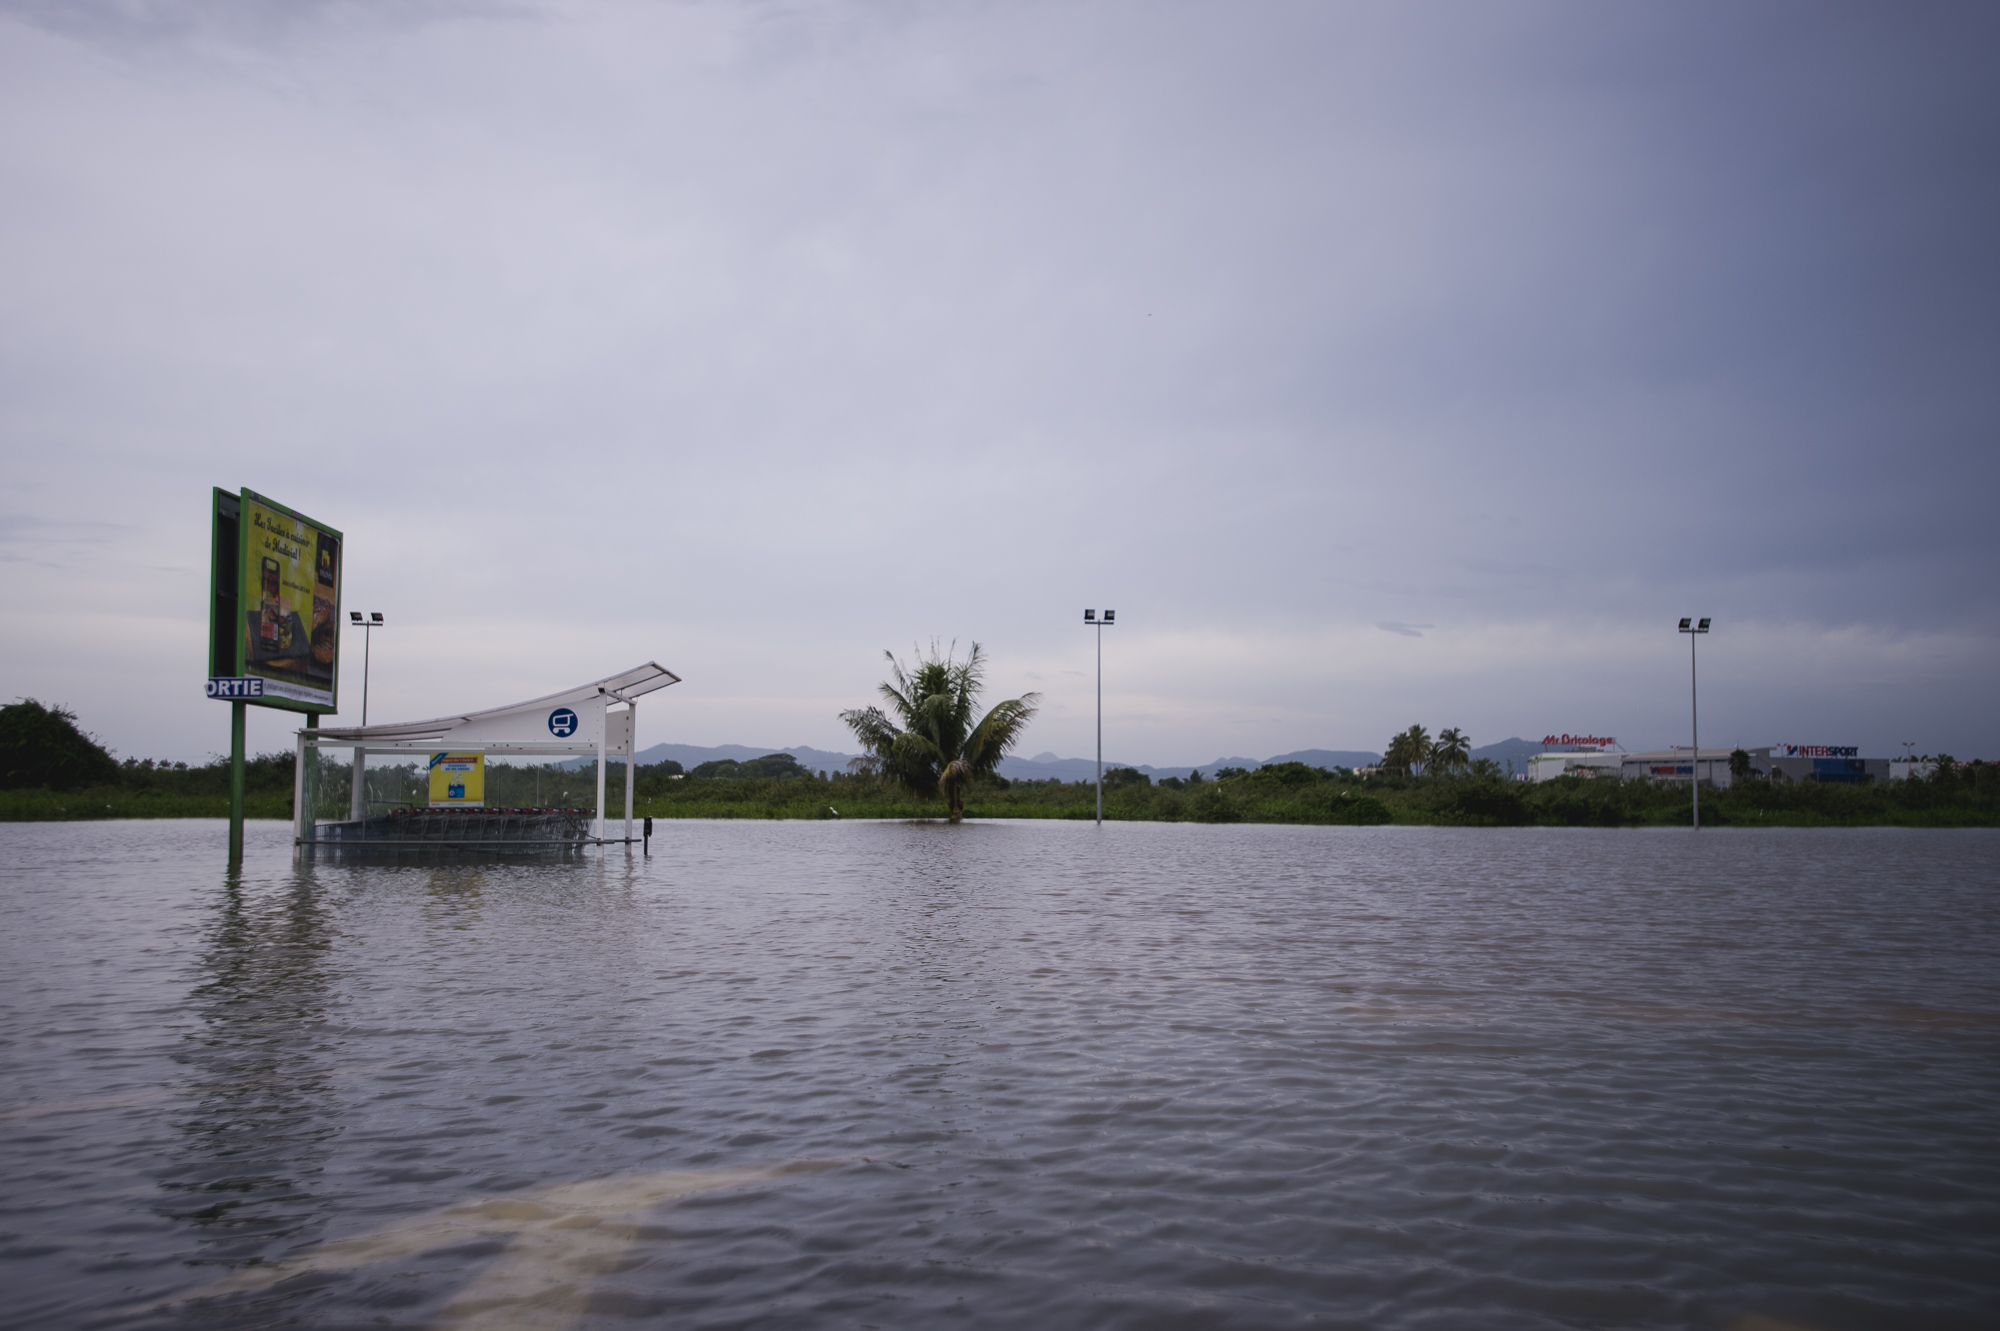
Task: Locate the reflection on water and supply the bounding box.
[0,821,1996,1331]
[159,865,340,1263]
[196,1161,843,1330]
[0,1089,175,1123]
[425,867,488,933]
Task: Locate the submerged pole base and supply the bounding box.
[228,700,246,867]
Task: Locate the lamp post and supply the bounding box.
[1084,608,1116,826]
[1678,617,1710,829]
[348,611,385,725]
[346,611,385,821]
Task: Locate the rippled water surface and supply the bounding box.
[2,820,1997,1330]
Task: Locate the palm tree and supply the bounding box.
[1384,724,1431,776]
[1431,727,1470,776]
[840,641,1040,823]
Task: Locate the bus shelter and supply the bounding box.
[296,662,680,848]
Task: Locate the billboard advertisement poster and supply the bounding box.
[428,753,485,807]
[235,490,341,713]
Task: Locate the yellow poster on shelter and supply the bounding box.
[428,753,485,807]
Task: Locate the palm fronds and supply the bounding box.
[840,640,1040,821]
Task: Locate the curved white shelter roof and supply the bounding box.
[311,662,680,754]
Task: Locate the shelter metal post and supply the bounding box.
[299,715,320,846]
[350,747,367,821]
[293,726,309,845]
[624,700,636,846]
[595,693,608,840]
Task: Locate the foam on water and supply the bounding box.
[193,1162,843,1329]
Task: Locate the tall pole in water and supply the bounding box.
[228,699,246,866]
[1085,608,1116,825]
[1679,617,1710,829]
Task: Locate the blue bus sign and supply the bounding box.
[207,677,266,700]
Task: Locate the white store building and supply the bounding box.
[1618,747,1770,789]
[1526,750,1625,782]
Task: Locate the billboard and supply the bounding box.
[428,753,485,807]
[210,488,342,714]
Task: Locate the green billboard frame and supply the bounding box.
[210,487,344,865]
[209,487,343,716]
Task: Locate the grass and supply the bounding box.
[0,788,294,820]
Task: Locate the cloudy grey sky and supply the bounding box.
[3,0,1996,766]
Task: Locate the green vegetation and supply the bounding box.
[1,699,120,790]
[0,699,299,819]
[841,641,1039,822]
[617,756,2000,826]
[628,755,2000,819]
[1381,723,1478,777]
[0,786,296,820]
[688,754,805,780]
[5,698,1996,827]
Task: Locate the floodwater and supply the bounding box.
[2,820,1996,1331]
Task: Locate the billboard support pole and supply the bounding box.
[228,700,246,865]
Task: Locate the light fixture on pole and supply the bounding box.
[1677,616,1710,829]
[1084,608,1116,825]
[349,611,385,726]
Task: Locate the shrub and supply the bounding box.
[1244,761,1330,788]
[0,699,120,791]
[1447,781,1528,825]
[1190,786,1240,822]
[689,753,814,780]
[1332,792,1393,824]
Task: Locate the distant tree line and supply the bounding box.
[9,696,1997,828]
[1,699,293,795]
